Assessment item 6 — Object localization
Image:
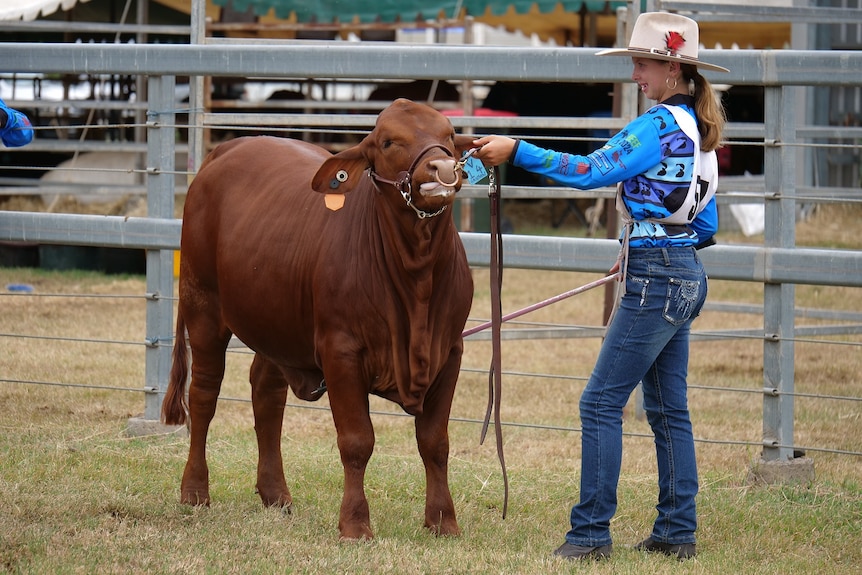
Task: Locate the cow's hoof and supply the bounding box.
[266,498,293,516]
[180,490,211,506]
[425,511,461,537]
[264,500,293,516]
[338,523,374,541]
[257,488,292,511]
[427,522,461,537]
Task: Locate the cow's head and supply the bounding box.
[311,98,475,216]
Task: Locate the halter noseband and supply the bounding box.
[369,143,458,219]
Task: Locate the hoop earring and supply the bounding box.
[666,76,679,90]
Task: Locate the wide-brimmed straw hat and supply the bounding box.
[596,12,729,73]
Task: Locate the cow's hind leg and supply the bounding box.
[181,327,232,506]
[415,349,461,536]
[249,355,292,509]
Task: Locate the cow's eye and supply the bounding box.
[382,139,394,149]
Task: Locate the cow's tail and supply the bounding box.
[162,310,189,426]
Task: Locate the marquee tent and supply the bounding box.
[206,0,628,45]
[0,0,91,21]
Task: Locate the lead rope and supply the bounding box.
[606,223,630,327]
[607,184,632,327]
[478,165,508,519]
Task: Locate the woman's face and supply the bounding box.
[630,57,674,101]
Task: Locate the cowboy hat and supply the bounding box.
[596,12,729,73]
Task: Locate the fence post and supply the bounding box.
[127,74,183,436]
[751,85,814,484]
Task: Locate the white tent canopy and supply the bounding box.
[0,0,90,21]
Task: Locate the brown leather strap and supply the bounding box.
[479,166,508,519]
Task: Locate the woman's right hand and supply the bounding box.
[471,135,517,167]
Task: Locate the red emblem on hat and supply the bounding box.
[665,31,685,54]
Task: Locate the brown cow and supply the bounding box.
[162,99,476,540]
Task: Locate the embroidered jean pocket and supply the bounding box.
[626,275,650,307]
[663,277,701,325]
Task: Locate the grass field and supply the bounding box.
[1,204,861,574]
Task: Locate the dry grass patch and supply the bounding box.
[1,213,861,573]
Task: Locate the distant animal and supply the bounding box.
[162,99,476,540]
[367,79,461,106]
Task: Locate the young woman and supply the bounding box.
[473,11,728,562]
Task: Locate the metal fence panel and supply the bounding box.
[1,42,861,86]
[0,40,860,467]
[3,214,861,287]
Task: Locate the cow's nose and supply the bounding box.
[429,158,459,187]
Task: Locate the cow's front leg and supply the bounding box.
[250,355,292,509]
[329,388,374,540]
[416,351,461,536]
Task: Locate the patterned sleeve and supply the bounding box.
[510,112,664,190]
[0,99,35,147]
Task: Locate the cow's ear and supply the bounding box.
[311,145,368,196]
[454,134,477,156]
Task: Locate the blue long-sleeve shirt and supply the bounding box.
[511,94,717,248]
[0,98,34,147]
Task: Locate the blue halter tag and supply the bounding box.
[462,155,489,185]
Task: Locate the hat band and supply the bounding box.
[628,46,701,64]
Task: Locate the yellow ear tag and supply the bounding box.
[325,194,345,211]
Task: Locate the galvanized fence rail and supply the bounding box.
[1,41,861,471]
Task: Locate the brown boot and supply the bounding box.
[553,542,613,561]
[634,537,697,560]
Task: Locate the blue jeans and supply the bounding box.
[566,246,707,547]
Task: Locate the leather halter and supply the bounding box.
[369,143,458,219]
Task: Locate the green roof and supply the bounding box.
[214,0,626,23]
